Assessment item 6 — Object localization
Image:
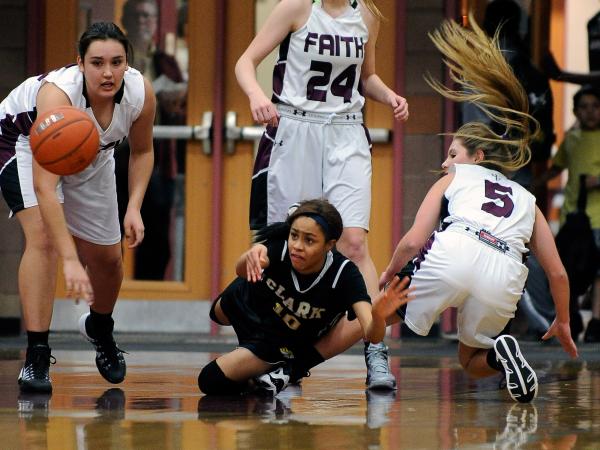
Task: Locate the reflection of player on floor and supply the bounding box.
[0,22,155,392]
[236,0,409,390]
[198,199,412,396]
[299,15,578,404]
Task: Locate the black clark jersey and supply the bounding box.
[220,238,370,345]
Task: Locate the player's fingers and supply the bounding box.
[246,259,256,282]
[541,331,550,340]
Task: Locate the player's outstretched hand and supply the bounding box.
[372,275,415,321]
[245,244,269,283]
[542,319,578,358]
[63,258,94,305]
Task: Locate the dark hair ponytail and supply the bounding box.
[78,22,134,65]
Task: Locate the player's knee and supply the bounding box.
[23,224,55,255]
[92,249,123,275]
[198,360,245,395]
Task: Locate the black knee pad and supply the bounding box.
[198,360,245,395]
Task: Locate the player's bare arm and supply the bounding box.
[359,4,409,121]
[235,0,310,126]
[380,174,452,287]
[123,76,155,248]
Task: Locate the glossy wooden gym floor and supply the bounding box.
[0,336,598,449]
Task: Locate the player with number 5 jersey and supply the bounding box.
[236,0,409,391]
[374,15,578,403]
[311,14,578,404]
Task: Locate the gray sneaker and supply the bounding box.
[364,342,397,390]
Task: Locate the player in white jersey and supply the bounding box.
[296,15,578,404]
[0,22,156,392]
[236,0,409,390]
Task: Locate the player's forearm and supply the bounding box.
[549,271,571,323]
[554,70,600,86]
[364,313,386,343]
[35,189,79,261]
[361,73,394,104]
[127,148,154,211]
[235,57,265,99]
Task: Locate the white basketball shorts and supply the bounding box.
[0,136,121,245]
[402,229,529,348]
[250,105,372,230]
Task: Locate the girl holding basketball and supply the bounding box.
[0,22,155,392]
[235,0,408,391]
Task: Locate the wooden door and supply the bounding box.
[45,0,404,304]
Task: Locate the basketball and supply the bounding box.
[30,106,100,176]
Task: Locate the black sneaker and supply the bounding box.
[494,335,538,403]
[18,344,55,393]
[79,313,126,384]
[253,367,290,396]
[287,360,311,385]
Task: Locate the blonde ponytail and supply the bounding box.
[426,13,538,172]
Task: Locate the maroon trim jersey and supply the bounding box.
[272,1,367,113]
[442,164,536,255]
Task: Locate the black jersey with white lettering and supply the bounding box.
[220,238,370,345]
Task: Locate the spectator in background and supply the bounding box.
[117,0,188,280]
[543,10,600,87]
[536,86,600,342]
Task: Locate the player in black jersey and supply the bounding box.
[198,199,412,396]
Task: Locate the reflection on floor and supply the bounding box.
[1,345,599,449]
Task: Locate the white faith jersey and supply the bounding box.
[43,64,145,162]
[0,65,145,244]
[0,64,144,166]
[442,164,536,255]
[272,1,368,113]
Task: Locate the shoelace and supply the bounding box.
[25,351,56,379]
[366,350,390,374]
[93,339,127,364]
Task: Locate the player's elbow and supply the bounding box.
[234,54,255,82]
[548,266,569,287]
[399,237,422,259]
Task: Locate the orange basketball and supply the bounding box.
[30,106,100,176]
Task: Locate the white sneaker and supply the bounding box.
[254,367,290,396]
